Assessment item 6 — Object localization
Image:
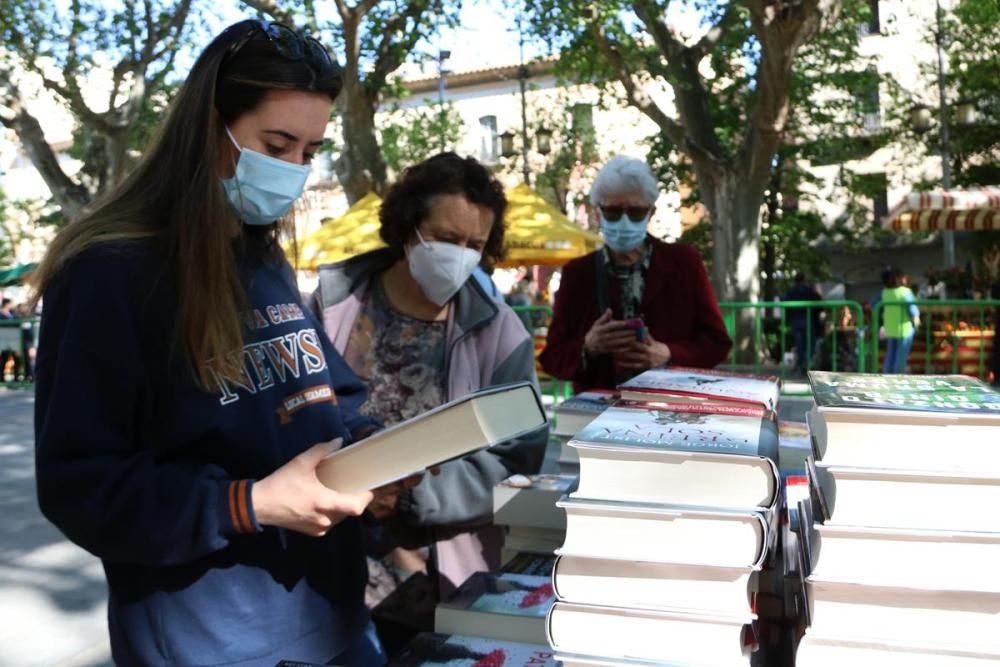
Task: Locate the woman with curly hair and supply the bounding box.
[311,153,547,612]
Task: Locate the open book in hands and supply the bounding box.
[316,381,547,494]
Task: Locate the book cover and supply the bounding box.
[619,366,780,411]
[573,401,776,459]
[390,632,558,667]
[809,371,1000,414]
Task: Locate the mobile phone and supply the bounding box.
[623,317,647,342]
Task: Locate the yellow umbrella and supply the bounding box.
[291,192,385,270]
[498,184,603,268]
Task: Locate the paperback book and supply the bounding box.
[553,390,616,437]
[389,632,558,667]
[493,473,578,532]
[434,572,554,646]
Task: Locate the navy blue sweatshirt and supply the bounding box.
[34,240,380,666]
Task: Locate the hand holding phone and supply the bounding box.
[623,317,647,343]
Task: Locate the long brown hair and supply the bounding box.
[31,20,342,389]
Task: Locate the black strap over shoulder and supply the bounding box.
[594,249,610,317]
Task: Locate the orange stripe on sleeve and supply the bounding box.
[227,481,241,534]
[236,479,252,534]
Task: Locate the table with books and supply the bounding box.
[793,371,1000,666]
[387,368,1000,666]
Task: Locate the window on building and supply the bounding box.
[858,0,880,36]
[479,115,498,163]
[571,103,594,134]
[857,66,881,133]
[872,173,889,221]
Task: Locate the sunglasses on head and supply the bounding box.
[224,20,334,71]
[600,205,651,223]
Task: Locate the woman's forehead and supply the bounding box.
[599,188,651,206]
[424,194,494,236]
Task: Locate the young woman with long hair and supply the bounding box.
[33,19,396,666]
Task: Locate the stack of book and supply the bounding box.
[797,371,1000,665]
[550,390,616,472]
[494,473,579,565]
[544,367,783,666]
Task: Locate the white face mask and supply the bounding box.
[406,229,482,306]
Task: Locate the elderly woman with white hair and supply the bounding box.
[539,156,732,391]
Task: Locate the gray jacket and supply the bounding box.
[312,249,547,589]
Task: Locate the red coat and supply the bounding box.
[540,238,733,392]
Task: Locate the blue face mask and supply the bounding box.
[221,127,311,226]
[600,213,650,253]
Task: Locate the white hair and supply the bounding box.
[589,156,659,206]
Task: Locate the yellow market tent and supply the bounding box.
[290,185,602,270]
[292,192,385,270]
[497,184,603,268]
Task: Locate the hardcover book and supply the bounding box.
[808,458,1000,533]
[808,371,1000,414]
[618,366,780,412]
[552,554,756,617]
[806,580,1000,654]
[808,523,1000,593]
[389,632,558,667]
[568,401,778,509]
[557,496,773,569]
[546,602,755,666]
[433,572,554,646]
[318,382,546,493]
[493,473,578,531]
[795,635,1000,667]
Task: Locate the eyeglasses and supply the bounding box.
[600,205,651,223]
[224,20,333,71]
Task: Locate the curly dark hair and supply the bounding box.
[379,152,507,265]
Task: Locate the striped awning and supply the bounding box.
[884,186,1000,232]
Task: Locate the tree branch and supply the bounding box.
[332,0,351,23]
[632,0,684,61]
[366,0,431,96]
[691,2,740,60]
[0,68,90,217]
[239,0,298,25]
[587,21,677,135]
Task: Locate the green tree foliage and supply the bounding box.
[944,0,999,187]
[523,0,873,304]
[379,100,465,173]
[243,0,462,203]
[0,0,196,220]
